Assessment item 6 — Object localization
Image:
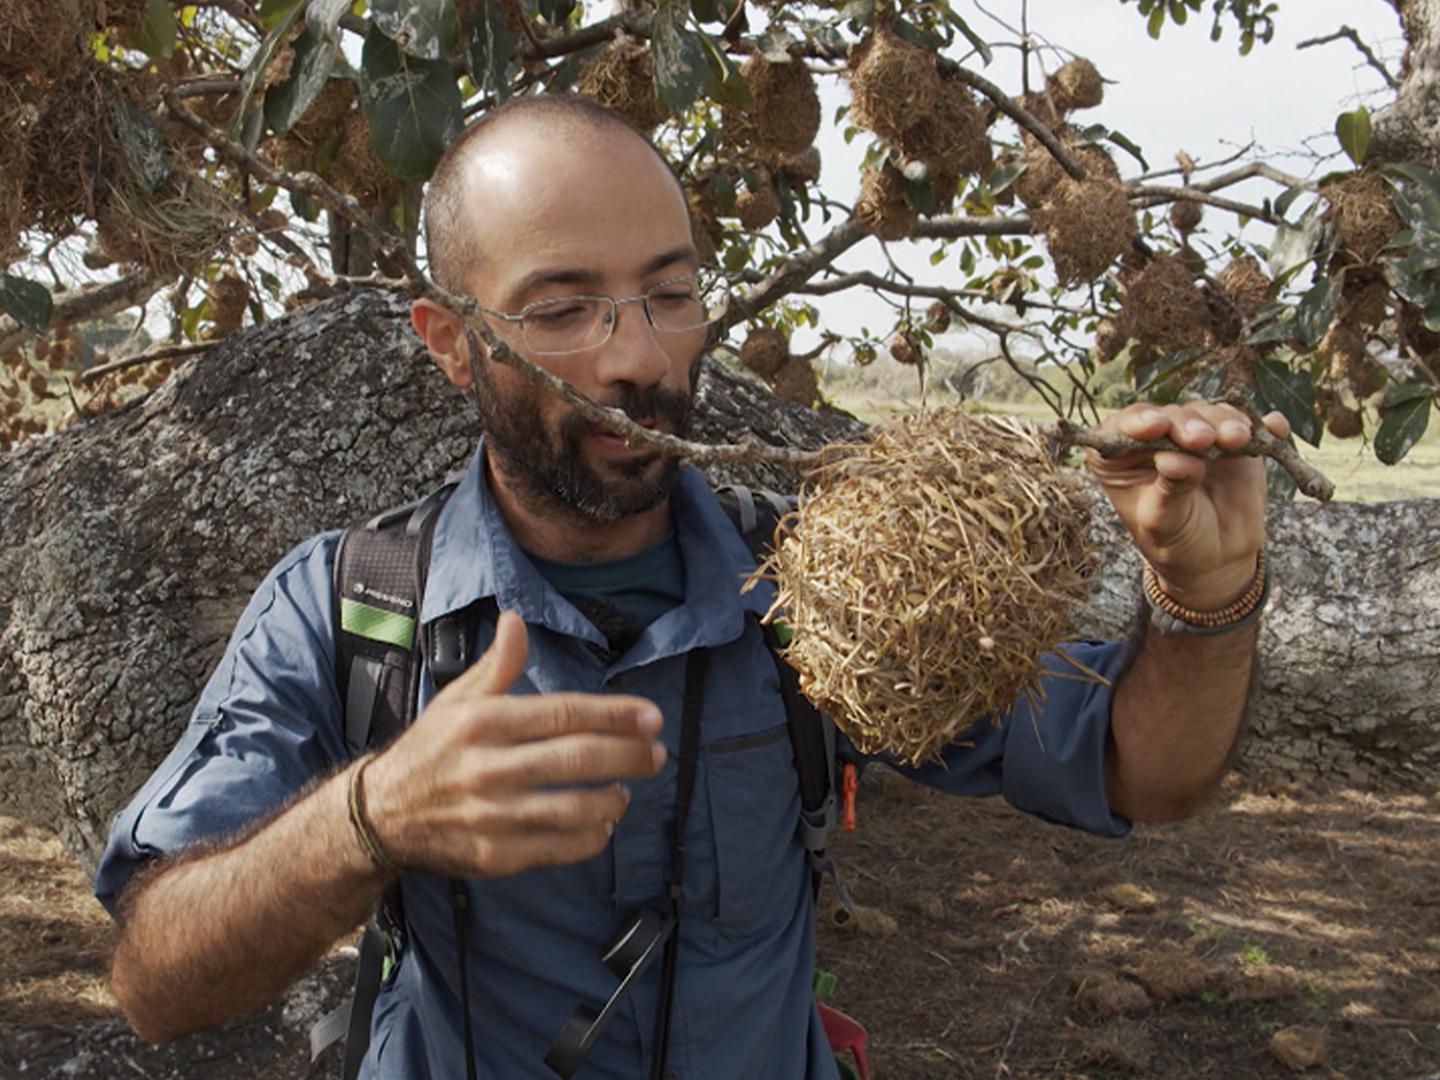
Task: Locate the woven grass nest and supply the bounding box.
[1033,176,1134,285]
[576,39,665,133]
[747,408,1098,766]
[1322,170,1402,266]
[725,55,821,157]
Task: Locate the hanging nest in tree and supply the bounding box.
[1047,58,1104,112]
[747,408,1097,766]
[1093,317,1128,364]
[1015,137,1117,209]
[22,62,110,237]
[774,145,821,186]
[0,0,83,83]
[1338,274,1390,330]
[686,184,724,267]
[1322,398,1364,439]
[925,300,951,334]
[853,165,915,241]
[576,39,664,134]
[896,73,991,176]
[1032,176,1135,285]
[726,55,821,157]
[1015,91,1060,132]
[268,77,359,173]
[206,271,250,336]
[330,108,402,206]
[95,167,236,275]
[771,355,819,407]
[1170,199,1202,234]
[1322,170,1402,266]
[740,325,789,379]
[847,26,942,143]
[1321,324,1385,397]
[1121,256,1212,353]
[736,173,780,231]
[888,331,920,366]
[1208,255,1270,343]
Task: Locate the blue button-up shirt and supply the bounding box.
[95,448,1131,1079]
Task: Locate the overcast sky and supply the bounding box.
[787,0,1404,354]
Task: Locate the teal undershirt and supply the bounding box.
[528,530,687,636]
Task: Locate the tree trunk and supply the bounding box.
[1,290,1435,871]
[1370,0,1439,165]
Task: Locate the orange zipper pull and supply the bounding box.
[841,763,858,832]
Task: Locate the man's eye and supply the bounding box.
[651,291,695,306]
[529,304,589,325]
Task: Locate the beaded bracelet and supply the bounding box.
[347,753,402,878]
[1143,551,1270,636]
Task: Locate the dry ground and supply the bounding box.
[3,771,1439,1079]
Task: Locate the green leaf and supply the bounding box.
[690,0,721,23]
[1293,272,1343,349]
[0,274,53,333]
[698,30,750,106]
[112,102,171,193]
[264,29,337,134]
[463,1,517,98]
[372,0,457,60]
[903,174,935,217]
[1135,346,1206,393]
[1381,379,1435,408]
[1104,129,1148,171]
[1266,209,1323,282]
[260,0,303,29]
[233,1,305,137]
[1168,0,1187,25]
[987,160,1024,195]
[125,0,178,57]
[1274,184,1306,219]
[538,0,574,24]
[651,4,708,116]
[359,26,463,181]
[306,0,351,38]
[1375,391,1433,464]
[1254,358,1321,446]
[1146,4,1165,38]
[1335,107,1372,167]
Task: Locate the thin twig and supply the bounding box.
[948,66,1087,180]
[78,341,214,384]
[1297,25,1399,90]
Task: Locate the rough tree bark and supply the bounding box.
[1,290,1436,872]
[1370,0,1439,166]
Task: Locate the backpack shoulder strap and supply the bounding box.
[333,480,459,755]
[714,484,851,910]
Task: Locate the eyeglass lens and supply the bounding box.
[519,277,725,355]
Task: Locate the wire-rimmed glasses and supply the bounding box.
[479,270,730,357]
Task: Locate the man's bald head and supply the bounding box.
[422,95,686,295]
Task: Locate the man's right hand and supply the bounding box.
[364,611,666,878]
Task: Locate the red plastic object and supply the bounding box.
[818,1003,870,1080]
[841,763,858,832]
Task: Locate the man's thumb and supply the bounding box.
[457,609,528,697]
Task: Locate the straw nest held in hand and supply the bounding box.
[748,409,1098,766]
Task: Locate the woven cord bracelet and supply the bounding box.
[1143,551,1270,636]
[347,753,402,878]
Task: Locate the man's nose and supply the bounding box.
[592,298,672,388]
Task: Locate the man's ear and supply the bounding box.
[411,298,476,388]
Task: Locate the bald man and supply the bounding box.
[95,95,1287,1079]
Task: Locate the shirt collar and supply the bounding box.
[421,442,778,661]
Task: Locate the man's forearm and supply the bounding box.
[1105,616,1258,822]
[111,763,388,1042]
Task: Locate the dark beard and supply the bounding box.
[466,334,700,522]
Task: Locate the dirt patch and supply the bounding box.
[4,775,1440,1078]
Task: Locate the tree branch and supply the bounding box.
[1297,25,1399,91]
[77,342,214,385]
[911,213,1035,239]
[1127,184,1280,223]
[0,270,170,356]
[947,65,1087,180]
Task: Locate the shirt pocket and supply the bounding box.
[704,721,806,940]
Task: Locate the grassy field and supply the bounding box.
[822,368,1440,503]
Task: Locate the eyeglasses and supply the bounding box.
[478,271,730,357]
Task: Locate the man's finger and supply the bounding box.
[500,785,631,832]
[491,731,667,789]
[481,691,664,743]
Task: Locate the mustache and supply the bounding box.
[566,382,693,438]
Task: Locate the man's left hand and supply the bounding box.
[1086,402,1290,610]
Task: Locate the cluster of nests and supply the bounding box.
[0,0,248,276]
[747,408,1097,766]
[1096,241,1394,438]
[738,326,821,407]
[576,41,825,259]
[844,26,995,240]
[0,322,173,450]
[265,76,402,209]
